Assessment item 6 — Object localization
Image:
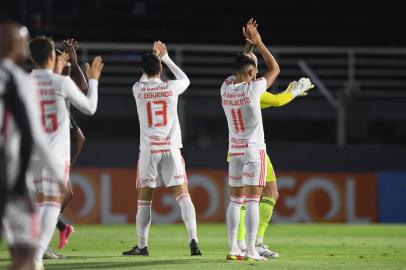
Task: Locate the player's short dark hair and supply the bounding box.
[141,53,161,76]
[235,53,256,72]
[29,36,54,66]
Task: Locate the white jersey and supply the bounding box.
[132,54,190,151]
[29,69,98,163]
[221,76,267,151]
[0,59,63,184]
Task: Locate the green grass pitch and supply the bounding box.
[1,224,406,270]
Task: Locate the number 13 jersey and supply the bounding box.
[132,55,190,151]
[30,69,98,162]
[221,76,267,152]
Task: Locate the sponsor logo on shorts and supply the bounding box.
[229,175,242,181]
[243,172,254,178]
[174,175,185,180]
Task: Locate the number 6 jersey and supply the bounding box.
[132,54,190,151]
[221,76,267,152]
[30,69,98,163]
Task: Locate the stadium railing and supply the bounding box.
[69,43,406,145]
[72,43,406,98]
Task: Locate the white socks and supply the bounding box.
[136,194,198,249]
[226,196,244,254]
[256,236,264,246]
[136,200,152,249]
[34,202,61,263]
[237,240,247,251]
[245,196,261,255]
[176,193,198,242]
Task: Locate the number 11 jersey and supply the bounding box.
[221,76,267,152]
[132,67,189,151]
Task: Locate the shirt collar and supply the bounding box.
[31,68,54,75]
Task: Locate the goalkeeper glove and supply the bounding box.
[290,77,314,98]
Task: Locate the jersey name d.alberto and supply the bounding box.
[221,76,267,152]
[30,69,98,163]
[132,54,190,152]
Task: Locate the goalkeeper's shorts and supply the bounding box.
[265,154,276,183]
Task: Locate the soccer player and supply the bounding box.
[222,20,312,261]
[28,36,103,270]
[236,39,314,258]
[122,41,201,256]
[43,38,88,259]
[0,22,65,270]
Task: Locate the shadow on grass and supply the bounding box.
[45,258,208,270]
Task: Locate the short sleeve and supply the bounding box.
[249,77,267,98]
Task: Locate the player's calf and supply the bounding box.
[173,185,202,256]
[123,197,151,256]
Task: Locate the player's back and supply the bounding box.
[30,69,71,158]
[133,78,183,151]
[221,76,267,151]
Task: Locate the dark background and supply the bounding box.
[1,0,405,171]
[2,0,406,46]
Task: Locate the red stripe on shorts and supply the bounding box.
[180,151,188,184]
[31,213,39,239]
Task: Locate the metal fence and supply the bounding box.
[74,43,406,97]
[71,43,406,145]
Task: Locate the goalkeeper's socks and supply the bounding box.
[56,218,66,232]
[237,203,246,241]
[136,200,152,249]
[226,196,244,253]
[34,203,61,264]
[256,196,276,245]
[237,203,247,251]
[176,193,198,242]
[245,196,261,254]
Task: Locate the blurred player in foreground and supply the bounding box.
[0,22,65,270]
[28,36,103,270]
[122,41,201,257]
[43,38,88,259]
[221,20,313,261]
[235,20,314,259]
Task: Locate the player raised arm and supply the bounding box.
[242,18,257,55]
[63,38,89,91]
[64,56,104,115]
[154,41,190,91]
[244,20,280,89]
[54,51,70,75]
